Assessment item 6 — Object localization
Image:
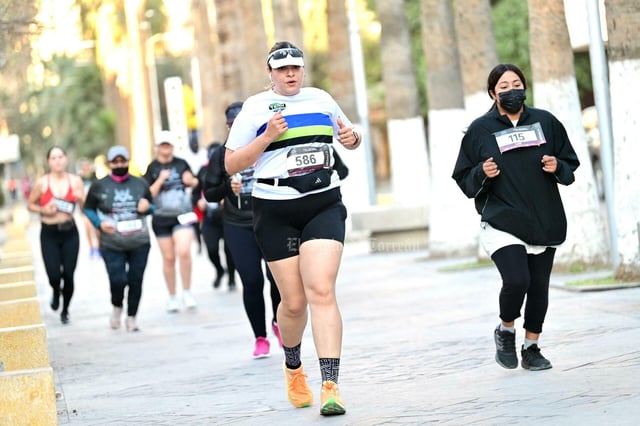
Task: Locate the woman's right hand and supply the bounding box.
[483,157,500,178]
[158,169,171,182]
[100,221,116,234]
[230,179,242,195]
[41,201,57,216]
[264,111,288,141]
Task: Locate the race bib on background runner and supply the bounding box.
[116,219,143,235]
[177,211,198,225]
[54,198,75,214]
[494,122,546,154]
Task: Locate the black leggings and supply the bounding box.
[202,216,235,278]
[40,222,80,312]
[101,244,150,317]
[223,223,280,338]
[491,245,556,334]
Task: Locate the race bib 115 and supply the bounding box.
[494,122,546,154]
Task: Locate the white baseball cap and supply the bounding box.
[155,130,175,146]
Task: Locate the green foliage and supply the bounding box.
[567,275,626,286]
[17,55,115,168]
[573,51,594,107]
[438,259,494,272]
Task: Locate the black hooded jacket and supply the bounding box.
[452,105,580,246]
[202,145,254,227]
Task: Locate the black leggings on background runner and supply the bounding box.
[202,215,235,280]
[491,245,556,334]
[223,223,280,338]
[40,222,80,312]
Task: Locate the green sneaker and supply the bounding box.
[320,381,346,416]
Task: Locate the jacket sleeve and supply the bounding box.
[551,116,580,186]
[452,130,493,199]
[202,147,231,203]
[191,166,206,205]
[82,181,102,229]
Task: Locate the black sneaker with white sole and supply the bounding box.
[521,344,552,370]
[494,325,518,369]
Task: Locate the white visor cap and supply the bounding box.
[268,51,305,69]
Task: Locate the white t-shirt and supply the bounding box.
[226,87,353,200]
[183,148,208,174]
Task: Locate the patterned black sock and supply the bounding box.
[319,358,340,383]
[284,343,302,369]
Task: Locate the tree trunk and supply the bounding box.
[240,0,269,97]
[421,0,479,256]
[270,0,312,84]
[271,0,305,46]
[327,0,356,119]
[453,0,499,117]
[528,0,608,267]
[605,0,640,278]
[95,2,131,165]
[191,0,216,148]
[376,0,430,211]
[123,0,153,172]
[212,0,246,141]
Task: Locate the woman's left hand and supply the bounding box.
[541,155,557,173]
[137,198,150,213]
[182,171,198,187]
[337,117,360,149]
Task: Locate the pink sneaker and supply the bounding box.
[272,321,283,347]
[253,336,271,359]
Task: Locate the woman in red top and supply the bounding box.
[28,146,85,324]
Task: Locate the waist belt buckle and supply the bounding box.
[273,178,280,186]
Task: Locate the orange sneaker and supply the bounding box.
[283,363,313,408]
[320,380,346,416]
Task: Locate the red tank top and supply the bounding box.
[40,174,77,206]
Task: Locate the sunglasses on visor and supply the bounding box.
[267,48,304,63]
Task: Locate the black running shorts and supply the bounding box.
[252,188,347,261]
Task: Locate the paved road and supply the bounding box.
[20,213,640,425]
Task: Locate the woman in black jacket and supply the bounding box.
[204,102,282,359]
[192,142,236,290]
[452,64,579,372]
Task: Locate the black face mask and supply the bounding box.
[498,89,526,114]
[112,167,129,177]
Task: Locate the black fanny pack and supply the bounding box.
[57,220,76,232]
[258,169,332,193]
[232,193,253,210]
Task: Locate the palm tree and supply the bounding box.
[270,0,311,84]
[271,0,305,44]
[124,0,153,171]
[240,0,269,97]
[191,0,217,148]
[421,0,479,256]
[453,0,498,117]
[212,0,246,140]
[376,0,430,211]
[327,0,357,119]
[527,0,608,267]
[604,0,640,278]
[83,0,132,159]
